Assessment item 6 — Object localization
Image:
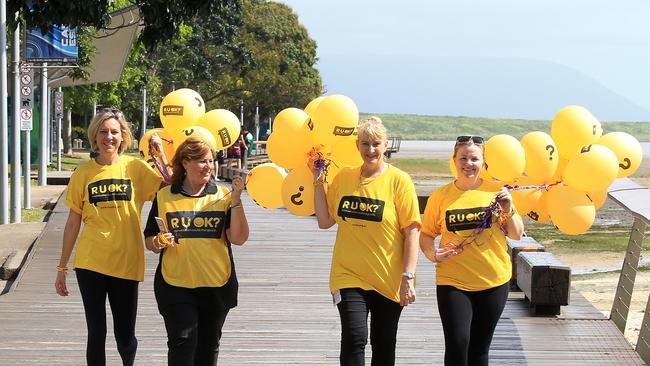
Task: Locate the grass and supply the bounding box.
[388,157,449,175]
[48,153,90,171]
[21,208,47,223]
[524,222,650,252]
[360,112,650,141]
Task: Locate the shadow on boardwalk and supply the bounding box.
[0,185,644,365]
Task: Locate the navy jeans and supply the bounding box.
[76,268,139,366]
[337,288,404,366]
[437,283,509,366]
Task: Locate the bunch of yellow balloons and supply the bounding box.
[460,105,643,235]
[138,88,242,174]
[246,94,363,216]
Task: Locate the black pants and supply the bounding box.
[337,288,404,366]
[76,268,139,366]
[160,302,230,366]
[436,283,509,366]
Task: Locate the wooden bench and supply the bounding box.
[517,251,571,315]
[507,236,545,290]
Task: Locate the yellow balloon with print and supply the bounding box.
[311,94,359,146]
[484,134,526,182]
[547,185,595,235]
[281,165,315,216]
[267,133,306,169]
[550,105,603,160]
[520,131,558,184]
[548,156,569,184]
[171,125,218,152]
[272,108,315,161]
[525,189,551,224]
[159,88,205,131]
[139,128,176,175]
[196,109,241,149]
[597,132,643,178]
[304,96,325,117]
[508,176,543,215]
[246,163,287,209]
[330,136,363,168]
[563,144,618,192]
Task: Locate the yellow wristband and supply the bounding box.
[56,266,68,273]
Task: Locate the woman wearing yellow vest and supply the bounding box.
[143,137,249,365]
[55,108,168,366]
[312,117,421,366]
[420,136,524,366]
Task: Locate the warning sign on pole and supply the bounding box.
[20,62,34,131]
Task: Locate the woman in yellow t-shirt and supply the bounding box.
[143,137,249,365]
[420,136,524,366]
[312,117,421,365]
[54,108,168,366]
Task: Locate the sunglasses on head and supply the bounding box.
[456,136,484,144]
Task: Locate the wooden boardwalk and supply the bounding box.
[0,187,644,365]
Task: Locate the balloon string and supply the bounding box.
[149,143,171,183]
[309,149,335,183]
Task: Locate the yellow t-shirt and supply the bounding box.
[65,155,163,281]
[156,185,233,288]
[327,164,421,303]
[422,181,520,291]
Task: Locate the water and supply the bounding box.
[399,140,650,159]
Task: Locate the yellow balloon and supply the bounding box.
[586,189,608,209]
[449,153,457,177]
[267,133,307,169]
[304,96,325,117]
[597,132,643,178]
[171,125,218,152]
[272,108,315,159]
[547,185,595,235]
[330,136,363,168]
[311,94,359,146]
[484,134,526,182]
[548,157,569,185]
[196,109,241,149]
[246,163,287,209]
[520,131,559,184]
[281,165,315,216]
[563,144,618,192]
[508,176,543,215]
[525,189,551,224]
[550,105,603,159]
[159,88,205,131]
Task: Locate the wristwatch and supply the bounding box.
[402,271,415,280]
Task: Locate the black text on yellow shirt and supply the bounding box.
[166,210,226,239]
[87,178,133,205]
[337,196,385,222]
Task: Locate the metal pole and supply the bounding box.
[38,63,47,186]
[23,127,30,209]
[240,100,244,126]
[57,87,61,171]
[141,87,147,139]
[10,20,20,223]
[0,1,9,224]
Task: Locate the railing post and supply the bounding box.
[611,218,646,333]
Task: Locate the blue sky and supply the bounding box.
[279,1,650,119]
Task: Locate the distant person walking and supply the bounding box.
[55,107,167,366]
[420,135,524,366]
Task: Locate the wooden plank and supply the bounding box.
[0,187,644,365]
[517,251,571,315]
[507,236,545,290]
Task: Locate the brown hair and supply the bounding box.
[170,137,216,186]
[87,107,133,154]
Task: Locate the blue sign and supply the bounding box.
[26,25,78,62]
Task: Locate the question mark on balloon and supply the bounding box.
[545,145,555,161]
[183,128,194,136]
[291,186,305,205]
[619,158,631,170]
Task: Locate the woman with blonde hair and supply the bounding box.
[55,107,168,365]
[312,116,421,365]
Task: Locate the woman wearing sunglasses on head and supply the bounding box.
[55,107,169,366]
[312,116,421,366]
[420,136,524,366]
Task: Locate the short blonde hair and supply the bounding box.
[357,116,388,142]
[87,107,133,154]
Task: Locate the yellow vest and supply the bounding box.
[156,185,233,288]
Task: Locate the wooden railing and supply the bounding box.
[607,178,650,363]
